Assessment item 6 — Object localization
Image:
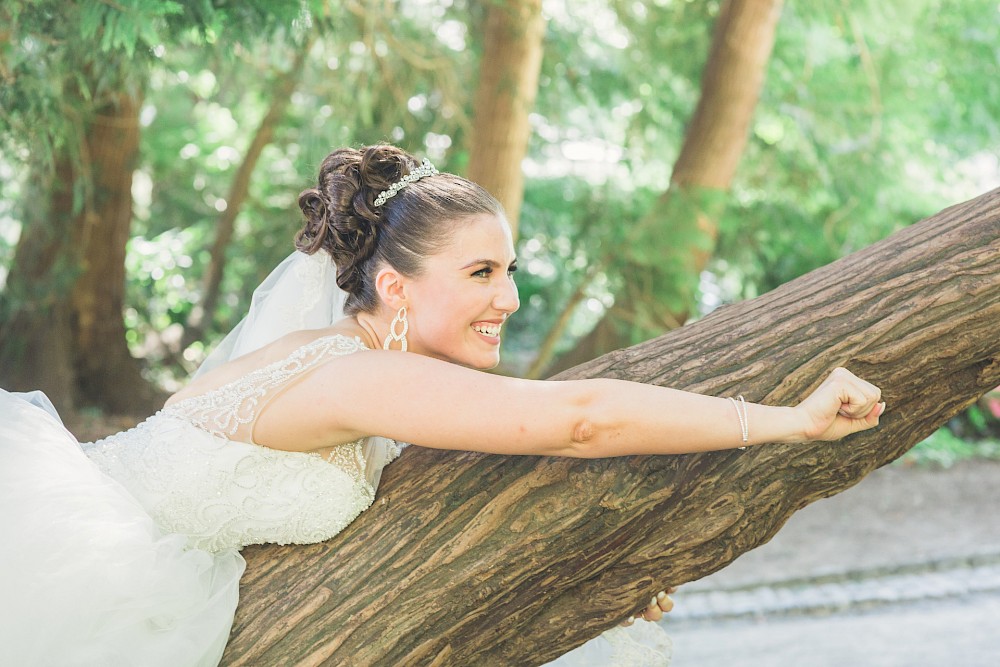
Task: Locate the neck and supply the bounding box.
[354,312,389,350]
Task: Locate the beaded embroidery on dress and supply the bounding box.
[162,335,368,443]
[83,334,401,553]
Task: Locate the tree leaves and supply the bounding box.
[2,0,997,386]
[78,0,184,57]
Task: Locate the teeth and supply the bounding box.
[472,323,501,337]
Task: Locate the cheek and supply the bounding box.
[411,289,485,346]
[414,303,465,341]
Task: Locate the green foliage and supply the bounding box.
[111,0,487,381]
[897,428,1000,469]
[2,0,998,423]
[78,0,184,56]
[711,0,1000,302]
[510,176,656,360]
[0,0,310,161]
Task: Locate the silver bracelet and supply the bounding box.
[728,395,749,449]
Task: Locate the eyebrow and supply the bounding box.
[459,258,518,269]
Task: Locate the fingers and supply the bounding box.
[643,596,663,622]
[861,400,887,430]
[621,589,675,626]
[831,367,882,417]
[825,367,885,435]
[799,367,887,441]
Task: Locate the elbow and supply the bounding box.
[563,417,603,458]
[555,380,609,459]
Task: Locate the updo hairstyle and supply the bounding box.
[295,145,504,315]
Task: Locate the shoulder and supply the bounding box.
[235,326,371,366]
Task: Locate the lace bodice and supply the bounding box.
[164,334,367,445]
[82,334,402,553]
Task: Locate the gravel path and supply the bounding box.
[670,592,1000,667]
[673,554,1000,621]
[660,459,1000,666]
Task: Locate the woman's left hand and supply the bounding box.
[620,587,676,626]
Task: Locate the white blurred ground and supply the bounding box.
[664,459,1000,667]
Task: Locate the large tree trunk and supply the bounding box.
[69,92,164,415]
[465,0,545,237]
[0,90,160,414]
[548,0,783,373]
[222,190,1000,665]
[0,159,80,410]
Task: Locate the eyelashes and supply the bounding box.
[472,263,518,278]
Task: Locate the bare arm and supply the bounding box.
[309,352,883,457]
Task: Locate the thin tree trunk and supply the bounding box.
[183,35,315,349]
[222,190,1000,665]
[548,0,784,373]
[669,0,783,190]
[466,0,545,237]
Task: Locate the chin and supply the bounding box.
[476,357,501,371]
[456,348,501,371]
[429,335,505,370]
[456,355,500,371]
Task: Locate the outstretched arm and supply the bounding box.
[311,352,883,456]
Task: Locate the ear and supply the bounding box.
[374,266,409,311]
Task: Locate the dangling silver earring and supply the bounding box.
[383,306,408,351]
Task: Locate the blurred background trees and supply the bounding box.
[1,0,998,443]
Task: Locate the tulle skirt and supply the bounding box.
[0,390,244,667]
[542,620,673,666]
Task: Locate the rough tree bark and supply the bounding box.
[222,189,1000,665]
[465,0,545,237]
[548,0,784,373]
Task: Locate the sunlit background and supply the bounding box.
[1,0,998,454]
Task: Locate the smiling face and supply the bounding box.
[401,213,519,369]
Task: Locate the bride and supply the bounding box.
[0,145,884,666]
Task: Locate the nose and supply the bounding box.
[493,275,520,314]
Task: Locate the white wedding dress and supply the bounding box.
[0,253,671,667]
[0,334,404,667]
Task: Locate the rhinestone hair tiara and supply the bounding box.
[372,158,439,207]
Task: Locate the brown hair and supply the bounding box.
[295,145,504,315]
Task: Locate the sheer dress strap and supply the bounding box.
[162,333,405,491]
[163,334,368,446]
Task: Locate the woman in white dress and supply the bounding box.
[0,145,884,666]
